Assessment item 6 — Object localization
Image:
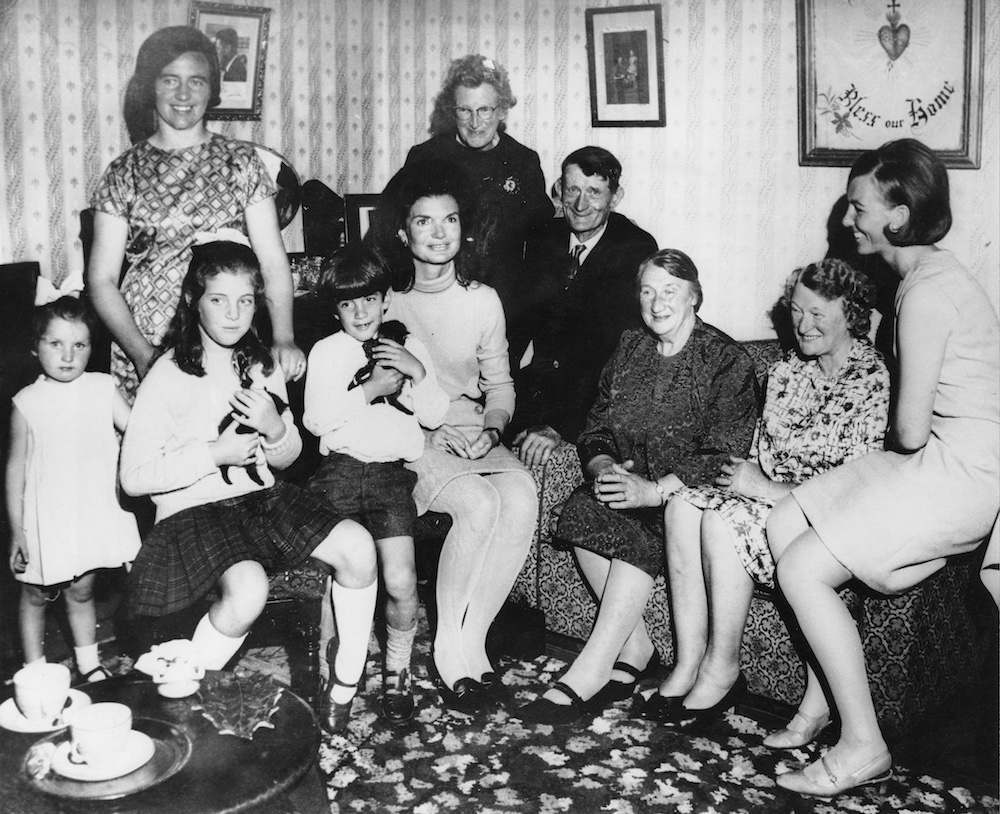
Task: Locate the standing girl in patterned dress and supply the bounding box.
[87,26,305,402]
[120,241,377,732]
[6,297,141,682]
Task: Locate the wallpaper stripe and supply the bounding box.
[683,0,704,270]
[361,0,374,191]
[333,0,347,192]
[79,0,100,217]
[307,0,321,175]
[552,0,569,164]
[279,0,294,171]
[755,0,781,298]
[387,0,401,171]
[1,0,25,264]
[522,0,537,151]
[412,0,426,148]
[494,0,508,69]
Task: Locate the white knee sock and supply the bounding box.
[74,644,101,677]
[191,614,248,671]
[329,579,377,703]
[384,623,417,674]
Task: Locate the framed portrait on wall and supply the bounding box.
[345,194,380,243]
[188,1,271,120]
[797,0,984,168]
[585,4,666,127]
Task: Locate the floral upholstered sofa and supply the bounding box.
[510,339,983,738]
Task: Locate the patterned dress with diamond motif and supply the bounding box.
[90,135,274,400]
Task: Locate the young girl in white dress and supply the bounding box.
[120,240,378,732]
[6,296,141,682]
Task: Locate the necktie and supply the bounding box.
[567,244,585,283]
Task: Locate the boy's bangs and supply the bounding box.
[332,278,382,303]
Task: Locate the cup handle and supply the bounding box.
[66,744,89,766]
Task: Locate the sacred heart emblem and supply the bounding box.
[877,21,910,61]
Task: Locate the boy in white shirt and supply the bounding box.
[304,244,448,725]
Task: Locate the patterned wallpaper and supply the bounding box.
[0,0,997,339]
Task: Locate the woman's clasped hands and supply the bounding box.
[428,424,500,460]
[591,457,660,510]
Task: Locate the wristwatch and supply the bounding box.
[654,480,668,505]
[484,427,501,446]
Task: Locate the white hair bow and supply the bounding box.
[192,228,252,248]
[35,270,84,306]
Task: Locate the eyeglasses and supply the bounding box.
[453,105,500,122]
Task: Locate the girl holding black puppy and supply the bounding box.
[121,240,377,732]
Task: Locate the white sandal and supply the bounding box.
[763,709,831,749]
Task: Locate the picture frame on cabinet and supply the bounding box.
[796,0,984,168]
[585,4,666,128]
[189,1,270,121]
[345,195,381,243]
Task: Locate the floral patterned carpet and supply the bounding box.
[240,633,998,814]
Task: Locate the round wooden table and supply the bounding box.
[0,675,320,813]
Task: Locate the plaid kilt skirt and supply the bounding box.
[128,482,343,617]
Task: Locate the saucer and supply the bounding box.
[25,717,192,801]
[51,729,155,782]
[0,690,90,733]
[156,679,200,698]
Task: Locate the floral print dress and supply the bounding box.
[675,338,889,587]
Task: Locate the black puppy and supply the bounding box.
[218,348,288,485]
[347,319,413,415]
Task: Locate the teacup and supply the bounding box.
[13,662,71,722]
[67,702,132,765]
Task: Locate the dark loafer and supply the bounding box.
[380,668,415,725]
[588,651,662,710]
[515,681,594,726]
[437,676,486,715]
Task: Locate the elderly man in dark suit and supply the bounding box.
[511,146,657,466]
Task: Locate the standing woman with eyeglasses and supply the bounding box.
[404,54,554,367]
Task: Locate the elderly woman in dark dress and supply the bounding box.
[517,249,760,725]
[405,54,553,366]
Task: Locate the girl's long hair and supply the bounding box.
[161,241,274,379]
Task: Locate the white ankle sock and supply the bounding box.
[24,656,46,668]
[191,614,248,670]
[74,644,100,677]
[384,623,416,674]
[329,579,377,703]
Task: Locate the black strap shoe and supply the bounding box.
[588,651,662,710]
[319,638,359,735]
[515,681,594,726]
[380,668,415,725]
